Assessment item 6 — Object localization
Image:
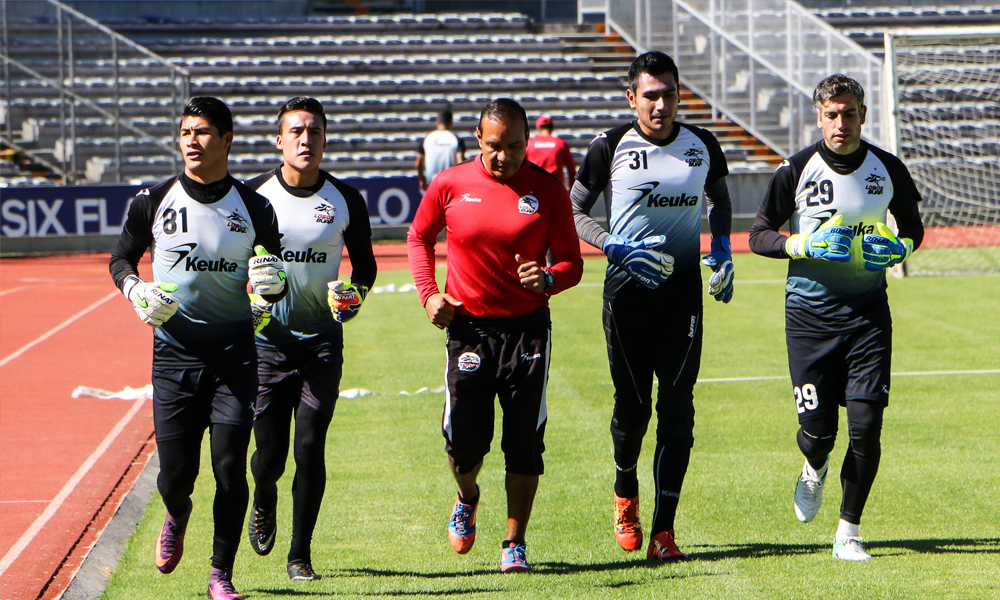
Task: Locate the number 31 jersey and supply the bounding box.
[576,120,728,295]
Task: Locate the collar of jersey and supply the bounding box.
[631,119,682,147]
[275,166,327,198]
[816,139,869,175]
[179,172,233,203]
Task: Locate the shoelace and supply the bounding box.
[614,502,639,533]
[252,508,273,533]
[505,545,527,564]
[212,576,239,596]
[800,477,823,501]
[451,504,472,535]
[160,521,180,554]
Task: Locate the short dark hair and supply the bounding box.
[437,110,453,127]
[627,51,679,92]
[813,74,865,110]
[477,98,529,137]
[182,96,233,137]
[277,96,327,132]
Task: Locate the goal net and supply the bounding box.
[887,31,1000,276]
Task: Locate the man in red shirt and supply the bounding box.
[407,98,583,573]
[526,115,576,190]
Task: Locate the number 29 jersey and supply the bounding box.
[576,120,728,296]
[760,140,922,314]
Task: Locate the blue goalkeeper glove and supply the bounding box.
[701,236,734,303]
[122,276,179,328]
[862,222,914,271]
[602,234,675,289]
[249,293,271,334]
[328,279,369,324]
[249,245,286,295]
[785,215,855,262]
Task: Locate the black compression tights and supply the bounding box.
[156,424,251,570]
[797,400,884,524]
[251,401,332,563]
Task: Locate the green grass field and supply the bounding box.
[103,254,1000,599]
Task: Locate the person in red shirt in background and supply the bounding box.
[407,98,583,573]
[526,115,577,190]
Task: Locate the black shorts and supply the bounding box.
[786,310,892,425]
[255,328,344,419]
[443,307,551,476]
[151,337,258,443]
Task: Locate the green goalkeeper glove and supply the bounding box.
[862,222,914,271]
[328,279,369,324]
[249,293,271,334]
[122,275,178,328]
[785,215,855,262]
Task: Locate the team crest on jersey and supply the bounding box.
[518,195,539,215]
[865,173,885,195]
[225,211,248,233]
[684,147,705,167]
[314,203,336,224]
[458,352,481,372]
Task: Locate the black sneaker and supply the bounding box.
[247,502,276,556]
[287,560,321,581]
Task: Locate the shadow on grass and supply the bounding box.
[249,587,501,597]
[341,559,722,578]
[688,537,1000,560]
[867,537,1000,555]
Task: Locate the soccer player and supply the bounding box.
[407,98,583,572]
[749,74,924,561]
[243,97,377,581]
[109,97,286,600]
[526,115,577,190]
[416,109,466,192]
[572,51,735,561]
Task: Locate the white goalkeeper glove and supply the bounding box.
[602,234,675,289]
[249,245,286,295]
[328,279,369,324]
[122,275,179,328]
[249,293,271,334]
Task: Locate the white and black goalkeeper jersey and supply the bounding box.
[246,167,376,345]
[575,120,729,296]
[749,140,924,331]
[110,173,284,349]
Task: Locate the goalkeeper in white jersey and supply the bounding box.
[244,97,376,581]
[749,75,924,561]
[573,51,735,561]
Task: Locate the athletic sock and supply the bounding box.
[458,485,479,507]
[836,519,860,539]
[805,456,829,479]
[649,442,690,535]
[614,462,639,499]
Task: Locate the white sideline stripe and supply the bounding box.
[0,396,147,575]
[577,279,784,288]
[698,369,1000,383]
[0,291,118,368]
[0,285,33,298]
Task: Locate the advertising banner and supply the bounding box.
[1,176,422,238]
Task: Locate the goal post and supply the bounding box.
[884,29,1000,276]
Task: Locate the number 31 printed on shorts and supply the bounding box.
[794,384,819,414]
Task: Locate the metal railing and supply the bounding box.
[592,0,884,157]
[1,0,189,184]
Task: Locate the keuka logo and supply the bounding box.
[865,173,885,195]
[226,211,248,233]
[850,221,876,237]
[314,203,336,224]
[280,247,328,263]
[165,242,239,272]
[684,147,704,167]
[630,182,699,208]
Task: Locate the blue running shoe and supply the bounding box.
[501,541,530,573]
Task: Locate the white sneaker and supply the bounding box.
[793,458,827,523]
[833,536,872,561]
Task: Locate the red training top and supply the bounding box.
[407,156,584,319]
[526,134,577,185]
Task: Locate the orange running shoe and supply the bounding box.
[613,494,643,551]
[646,530,688,561]
[447,494,478,554]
